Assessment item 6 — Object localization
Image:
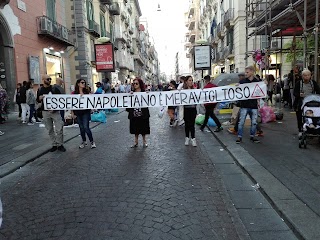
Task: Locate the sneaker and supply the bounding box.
[250,137,260,143]
[35,120,42,123]
[91,142,96,149]
[143,142,148,148]
[236,138,242,144]
[79,142,87,149]
[27,122,34,126]
[57,145,66,152]
[200,126,204,132]
[50,146,58,152]
[256,130,264,137]
[214,126,223,132]
[22,121,27,124]
[228,127,237,135]
[173,120,178,127]
[0,131,4,136]
[191,138,197,147]
[185,137,190,146]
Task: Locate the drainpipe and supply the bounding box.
[245,0,248,66]
[315,0,319,84]
[303,0,307,68]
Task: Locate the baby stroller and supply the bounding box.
[299,94,320,148]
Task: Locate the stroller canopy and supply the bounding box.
[301,94,320,108]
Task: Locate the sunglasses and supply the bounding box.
[133,82,139,85]
[80,82,86,84]
[46,78,52,81]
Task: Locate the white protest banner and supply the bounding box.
[44,82,266,110]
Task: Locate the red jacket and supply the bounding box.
[204,82,218,107]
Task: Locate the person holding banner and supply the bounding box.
[177,76,186,126]
[183,76,197,147]
[236,66,261,144]
[73,79,96,149]
[37,75,66,152]
[126,78,150,148]
[200,75,223,132]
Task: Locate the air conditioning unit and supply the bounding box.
[40,17,53,32]
[61,27,69,40]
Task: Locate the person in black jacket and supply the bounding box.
[126,78,150,148]
[236,66,261,144]
[293,68,320,135]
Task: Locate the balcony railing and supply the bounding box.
[217,22,225,38]
[109,2,120,15]
[188,16,196,30]
[188,4,195,17]
[37,16,74,46]
[224,8,234,27]
[100,0,112,4]
[88,20,100,37]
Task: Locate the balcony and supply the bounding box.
[217,22,225,38]
[100,0,112,4]
[126,37,132,47]
[134,51,145,65]
[188,30,196,43]
[109,2,120,15]
[37,16,74,46]
[114,28,127,42]
[187,4,195,17]
[224,8,234,27]
[186,53,190,58]
[88,20,100,37]
[184,42,191,50]
[127,4,132,14]
[188,16,196,30]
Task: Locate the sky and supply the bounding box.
[138,0,189,78]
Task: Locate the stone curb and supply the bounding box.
[208,126,320,240]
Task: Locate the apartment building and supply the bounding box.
[0,0,73,101]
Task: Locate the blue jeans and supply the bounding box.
[77,112,93,142]
[237,108,258,138]
[28,104,39,123]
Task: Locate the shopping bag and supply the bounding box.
[158,106,166,118]
[259,106,276,123]
[91,111,107,123]
[195,114,205,125]
[208,117,217,127]
[110,108,119,113]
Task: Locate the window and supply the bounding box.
[86,0,94,21]
[100,13,106,37]
[46,0,56,21]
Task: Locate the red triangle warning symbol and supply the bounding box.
[251,84,266,98]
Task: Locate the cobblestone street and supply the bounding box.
[0,109,296,240]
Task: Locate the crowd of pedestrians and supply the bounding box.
[2,64,319,150]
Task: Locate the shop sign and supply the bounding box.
[194,45,211,70]
[94,43,115,72]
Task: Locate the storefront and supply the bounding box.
[44,48,63,85]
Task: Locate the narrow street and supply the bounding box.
[0,109,296,240]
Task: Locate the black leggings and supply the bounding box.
[184,108,197,138]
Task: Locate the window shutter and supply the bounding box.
[46,0,56,21]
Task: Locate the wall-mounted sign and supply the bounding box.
[94,43,115,72]
[28,56,40,84]
[17,0,26,12]
[194,45,211,70]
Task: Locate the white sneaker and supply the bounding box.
[22,121,27,124]
[91,142,96,149]
[79,142,87,149]
[0,131,4,136]
[185,137,190,146]
[191,138,197,147]
[27,122,34,126]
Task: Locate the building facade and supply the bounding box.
[0,0,73,101]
